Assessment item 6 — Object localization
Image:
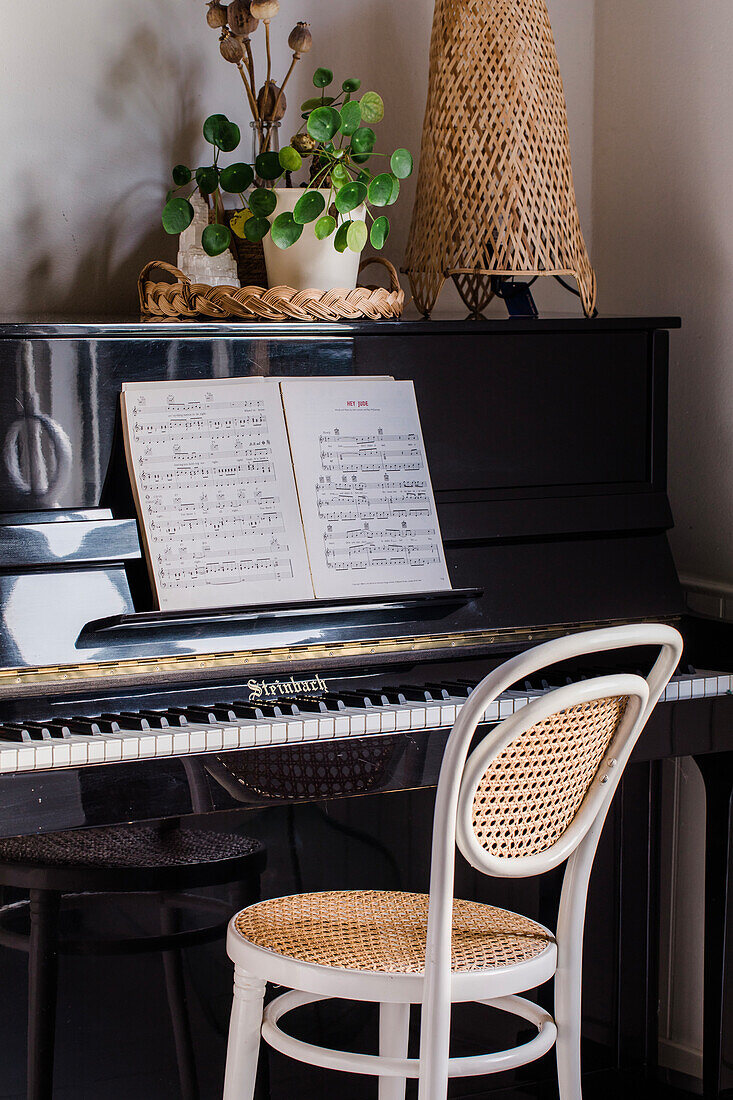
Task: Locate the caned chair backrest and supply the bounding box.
[418,624,682,1094]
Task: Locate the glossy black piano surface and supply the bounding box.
[3,315,730,1100]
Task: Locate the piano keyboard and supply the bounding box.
[0,671,729,776]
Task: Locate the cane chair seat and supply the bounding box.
[233,890,554,974]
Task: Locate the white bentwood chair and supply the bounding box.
[223,623,682,1100]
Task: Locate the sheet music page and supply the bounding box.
[120,378,313,610]
[280,378,450,598]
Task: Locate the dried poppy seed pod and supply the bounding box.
[228,0,258,37]
[206,1,228,28]
[257,82,286,121]
[288,22,312,55]
[290,133,317,156]
[219,31,244,62]
[250,0,279,21]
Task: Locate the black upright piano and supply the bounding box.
[0,315,730,1100]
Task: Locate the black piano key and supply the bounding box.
[0,726,33,742]
[222,702,267,721]
[73,716,121,734]
[311,693,347,711]
[284,696,328,713]
[336,691,382,709]
[166,706,233,724]
[43,721,74,739]
[379,688,407,705]
[394,682,451,699]
[102,712,150,731]
[146,710,189,727]
[132,710,172,729]
[229,700,297,718]
[4,723,51,740]
[434,680,473,697]
[422,683,452,700]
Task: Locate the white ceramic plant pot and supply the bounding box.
[262,188,366,292]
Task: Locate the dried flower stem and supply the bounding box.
[264,21,272,112]
[244,37,257,106]
[262,54,298,152]
[236,60,260,122]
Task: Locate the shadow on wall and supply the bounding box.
[18,20,204,316]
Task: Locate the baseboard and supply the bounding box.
[658,1036,703,1081]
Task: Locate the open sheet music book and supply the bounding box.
[120,377,450,611]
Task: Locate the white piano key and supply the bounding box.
[439,702,457,725]
[333,715,351,737]
[315,715,335,739]
[16,747,37,770]
[425,704,443,728]
[364,710,383,733]
[342,709,366,735]
[407,705,427,729]
[153,732,173,756]
[677,678,692,699]
[205,728,225,751]
[0,747,18,771]
[222,726,243,749]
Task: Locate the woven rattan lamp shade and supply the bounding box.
[403,0,596,316]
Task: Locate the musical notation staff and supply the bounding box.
[121,379,313,611]
[280,378,450,598]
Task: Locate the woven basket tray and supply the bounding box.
[138,256,404,322]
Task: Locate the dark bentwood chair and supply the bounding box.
[0,822,266,1100]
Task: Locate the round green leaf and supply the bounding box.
[350,127,376,155]
[356,169,371,184]
[346,219,368,253]
[206,117,240,152]
[387,174,400,205]
[195,166,219,195]
[370,215,390,249]
[161,197,194,235]
[279,146,302,173]
[244,216,271,243]
[359,91,384,124]
[335,180,367,215]
[293,190,326,224]
[313,67,334,88]
[172,164,192,186]
[201,222,231,256]
[342,77,361,93]
[249,187,277,217]
[390,148,413,179]
[255,151,283,181]
[270,211,303,249]
[333,221,351,253]
[301,96,334,111]
[307,106,341,142]
[331,162,350,188]
[203,114,228,144]
[314,214,336,240]
[368,173,393,207]
[339,100,361,136]
[220,161,254,193]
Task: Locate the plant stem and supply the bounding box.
[264,21,272,109]
[244,37,257,105]
[236,61,259,123]
[265,55,297,148]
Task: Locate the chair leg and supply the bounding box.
[379,1003,410,1100]
[27,889,61,1100]
[223,967,266,1100]
[159,898,199,1100]
[554,963,582,1100]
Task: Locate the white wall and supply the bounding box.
[592,2,733,1077]
[0,0,595,318]
[592,0,733,588]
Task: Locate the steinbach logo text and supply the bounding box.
[247,674,328,701]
